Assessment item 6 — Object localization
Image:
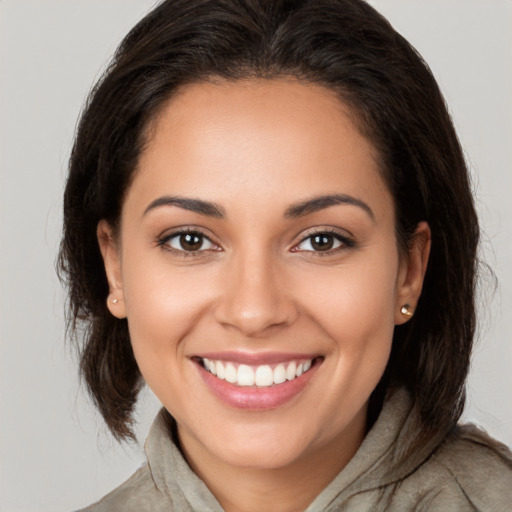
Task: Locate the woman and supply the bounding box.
[59,0,512,510]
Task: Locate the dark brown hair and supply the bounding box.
[59,0,479,442]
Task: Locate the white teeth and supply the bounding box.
[202,358,316,387]
[238,364,255,386]
[225,362,237,383]
[273,364,286,384]
[204,358,217,375]
[255,365,273,387]
[286,361,297,381]
[216,360,226,379]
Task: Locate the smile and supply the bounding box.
[200,358,314,388]
[193,353,323,409]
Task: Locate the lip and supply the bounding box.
[193,354,323,410]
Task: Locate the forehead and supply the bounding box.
[129,78,392,221]
[148,78,372,163]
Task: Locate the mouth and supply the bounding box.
[195,356,320,388]
[192,353,324,410]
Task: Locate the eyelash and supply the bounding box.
[156,228,355,257]
[157,229,220,258]
[292,229,356,255]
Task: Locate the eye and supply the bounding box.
[294,231,354,253]
[163,231,216,252]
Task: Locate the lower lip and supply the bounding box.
[195,360,321,410]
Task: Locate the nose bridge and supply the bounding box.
[214,244,296,336]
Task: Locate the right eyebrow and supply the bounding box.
[143,196,225,218]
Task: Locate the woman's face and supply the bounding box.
[99,79,429,474]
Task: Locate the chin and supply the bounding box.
[212,434,312,471]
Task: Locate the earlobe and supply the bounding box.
[97,220,127,319]
[395,221,431,325]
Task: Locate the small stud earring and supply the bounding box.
[400,304,413,318]
[112,298,119,304]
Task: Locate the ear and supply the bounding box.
[395,221,431,325]
[97,220,127,319]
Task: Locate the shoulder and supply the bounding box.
[74,464,173,512]
[404,424,512,511]
[430,425,512,507]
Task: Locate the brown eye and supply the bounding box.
[166,232,215,252]
[295,232,352,253]
[311,234,334,251]
[180,233,202,251]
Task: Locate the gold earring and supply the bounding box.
[400,304,413,317]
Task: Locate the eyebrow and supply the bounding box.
[143,196,225,218]
[143,193,374,221]
[284,194,375,221]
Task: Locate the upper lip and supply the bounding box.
[192,351,321,365]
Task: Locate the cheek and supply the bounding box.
[301,258,398,336]
[121,257,215,367]
[296,247,399,389]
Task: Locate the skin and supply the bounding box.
[98,79,430,512]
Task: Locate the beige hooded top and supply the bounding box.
[77,388,512,511]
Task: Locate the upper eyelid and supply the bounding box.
[158,226,216,242]
[293,226,354,243]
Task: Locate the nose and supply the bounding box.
[213,249,298,337]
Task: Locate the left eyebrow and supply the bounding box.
[284,194,375,221]
[143,196,225,218]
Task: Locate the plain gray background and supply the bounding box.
[1,1,511,511]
